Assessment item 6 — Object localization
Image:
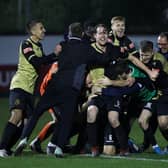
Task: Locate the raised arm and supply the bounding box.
[128,54,158,81]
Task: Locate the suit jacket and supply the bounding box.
[51,38,111,92]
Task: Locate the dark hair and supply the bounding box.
[83,20,96,32]
[105,60,130,80]
[68,22,83,38]
[26,19,42,34]
[83,20,96,37]
[94,24,108,34]
[139,40,153,52]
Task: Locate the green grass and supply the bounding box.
[0,97,168,168]
[1,154,168,168]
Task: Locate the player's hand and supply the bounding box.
[96,77,112,86]
[54,44,62,55]
[91,86,102,95]
[149,69,159,81]
[85,74,93,88]
[88,94,98,101]
[126,76,135,87]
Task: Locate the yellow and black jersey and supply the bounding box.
[109,33,138,56]
[89,43,105,87]
[10,38,44,94]
[153,52,168,74]
[89,42,123,87]
[10,38,57,94]
[158,48,168,61]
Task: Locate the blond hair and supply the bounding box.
[111,16,125,25]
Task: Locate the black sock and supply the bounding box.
[0,122,18,150]
[7,122,24,151]
[114,125,128,150]
[142,132,150,149]
[143,127,157,146]
[50,123,60,145]
[149,115,158,134]
[160,129,168,141]
[86,122,97,146]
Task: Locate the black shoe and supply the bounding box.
[128,139,140,153]
[63,144,75,153]
[14,138,27,156]
[91,146,99,157]
[46,145,56,155]
[30,139,44,154]
[6,149,13,156]
[139,143,150,153]
[119,148,130,156]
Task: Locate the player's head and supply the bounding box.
[157,32,168,54]
[94,24,108,46]
[83,20,96,39]
[139,40,154,64]
[26,19,46,41]
[107,60,131,80]
[68,22,83,38]
[110,16,125,38]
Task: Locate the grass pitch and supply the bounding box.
[0,98,168,168]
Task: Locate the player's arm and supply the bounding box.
[22,40,58,69]
[97,76,135,87]
[128,54,158,81]
[102,82,143,97]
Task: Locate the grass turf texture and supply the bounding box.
[0,98,168,168]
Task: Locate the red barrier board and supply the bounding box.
[0,65,17,95]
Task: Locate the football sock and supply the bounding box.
[142,131,150,149]
[87,122,97,146]
[0,122,18,149]
[7,121,24,151]
[38,121,55,142]
[75,128,87,151]
[143,127,157,146]
[114,125,128,150]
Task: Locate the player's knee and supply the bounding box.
[108,111,120,128]
[9,109,23,125]
[138,117,143,127]
[87,106,98,123]
[138,117,148,130]
[109,118,120,128]
[159,119,168,130]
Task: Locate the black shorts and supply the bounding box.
[88,95,122,113]
[143,100,157,114]
[127,98,156,118]
[9,88,34,117]
[156,95,168,116]
[126,98,145,118]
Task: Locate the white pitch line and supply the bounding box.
[100,154,168,162]
[17,150,168,162]
[79,154,168,163]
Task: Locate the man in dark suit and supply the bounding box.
[14,22,116,157]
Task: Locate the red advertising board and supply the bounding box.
[0,65,17,96]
